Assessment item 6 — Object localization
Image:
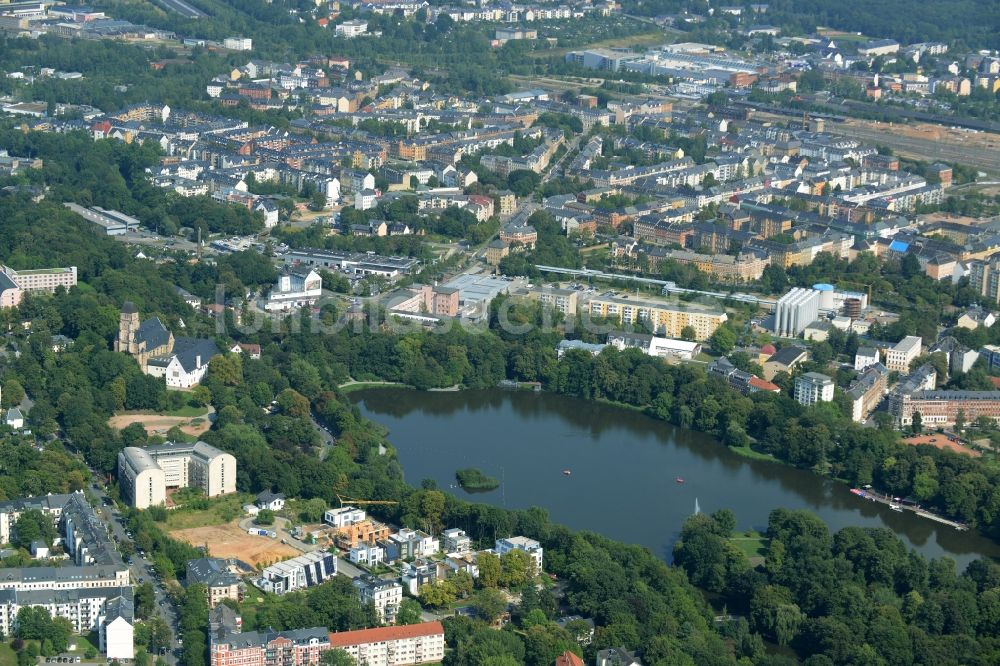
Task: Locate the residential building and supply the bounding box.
[99,595,135,660]
[223,37,252,51]
[324,506,366,528]
[354,575,402,624]
[956,307,996,330]
[258,551,337,595]
[556,339,607,358]
[854,346,880,371]
[209,622,330,666]
[495,536,543,573]
[333,519,392,550]
[587,293,727,341]
[762,346,808,381]
[441,528,472,555]
[335,20,368,38]
[186,558,242,608]
[401,560,437,595]
[846,363,888,422]
[596,647,643,666]
[556,651,585,666]
[525,286,579,317]
[773,287,821,338]
[0,587,134,657]
[890,390,1000,428]
[885,336,922,373]
[327,621,445,666]
[5,408,23,429]
[387,528,440,560]
[484,239,510,266]
[929,336,979,374]
[348,544,384,567]
[118,441,236,509]
[708,357,781,395]
[255,491,285,511]
[794,372,834,406]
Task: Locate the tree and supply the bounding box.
[13,509,56,550]
[396,598,423,625]
[709,325,737,354]
[507,170,541,197]
[477,552,501,588]
[912,411,923,434]
[680,325,696,341]
[472,588,507,624]
[256,510,275,526]
[319,649,355,666]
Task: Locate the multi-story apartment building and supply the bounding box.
[0,493,132,659]
[854,346,880,371]
[257,551,337,596]
[846,364,888,422]
[354,575,402,624]
[890,390,1000,428]
[885,336,922,373]
[524,286,579,317]
[0,493,76,544]
[586,293,727,341]
[323,506,366,528]
[794,372,835,406]
[328,622,445,666]
[118,441,237,509]
[186,558,243,607]
[495,536,543,573]
[441,529,472,555]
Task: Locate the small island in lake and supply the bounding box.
[455,467,500,492]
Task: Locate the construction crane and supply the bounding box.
[336,495,399,508]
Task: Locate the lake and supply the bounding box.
[353,387,1000,569]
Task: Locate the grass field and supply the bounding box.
[164,493,252,530]
[728,445,779,462]
[730,531,768,564]
[338,381,406,394]
[0,644,16,666]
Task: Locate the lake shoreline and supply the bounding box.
[351,386,1000,569]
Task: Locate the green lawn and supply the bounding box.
[0,644,16,666]
[338,381,406,394]
[730,531,769,562]
[164,493,252,530]
[728,445,779,462]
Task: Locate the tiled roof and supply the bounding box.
[328,621,444,647]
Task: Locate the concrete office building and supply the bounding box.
[794,372,835,406]
[118,442,236,509]
[886,336,922,373]
[773,287,821,338]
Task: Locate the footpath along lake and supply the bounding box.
[353,387,1000,569]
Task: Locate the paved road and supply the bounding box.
[89,482,180,664]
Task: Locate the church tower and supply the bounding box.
[115,302,140,354]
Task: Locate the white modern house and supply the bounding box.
[495,536,543,573]
[794,372,835,406]
[324,506,366,528]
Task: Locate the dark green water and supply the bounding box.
[353,388,1000,568]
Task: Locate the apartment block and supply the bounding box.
[587,293,727,341]
[495,536,543,573]
[885,336,922,373]
[0,264,78,308]
[846,364,888,422]
[794,372,834,406]
[328,621,445,666]
[186,558,242,607]
[354,575,402,624]
[257,551,337,596]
